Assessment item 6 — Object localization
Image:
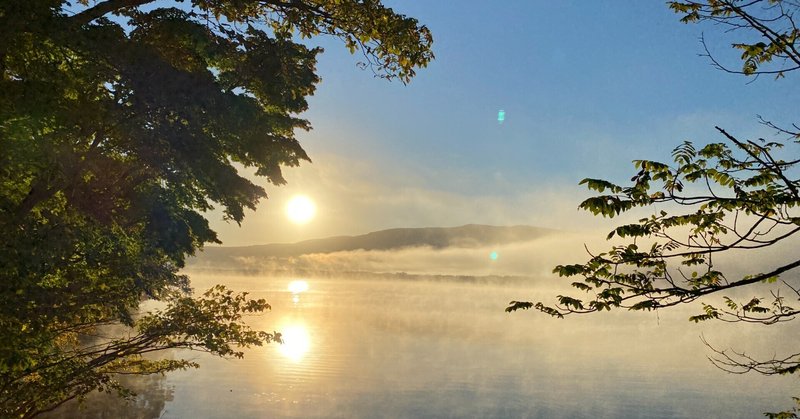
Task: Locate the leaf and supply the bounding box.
[723,296,738,310]
[672,141,696,165]
[580,178,623,194]
[630,300,657,311]
[571,282,593,292]
[505,301,534,312]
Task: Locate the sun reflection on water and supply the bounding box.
[277,324,310,363]
[288,280,309,305]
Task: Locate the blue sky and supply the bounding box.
[210,0,800,245]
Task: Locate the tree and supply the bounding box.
[506,0,800,416]
[0,0,432,416]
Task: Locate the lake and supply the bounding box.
[47,272,797,418]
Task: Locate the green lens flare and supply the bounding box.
[490,251,499,260]
[497,110,505,123]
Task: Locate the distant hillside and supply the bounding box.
[195,224,554,261]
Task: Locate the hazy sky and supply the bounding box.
[210,0,800,246]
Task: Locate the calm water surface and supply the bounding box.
[49,273,797,418]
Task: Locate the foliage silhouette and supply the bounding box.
[507,1,800,416]
[0,0,432,416]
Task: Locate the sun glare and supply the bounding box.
[286,195,316,224]
[288,280,309,294]
[277,324,311,362]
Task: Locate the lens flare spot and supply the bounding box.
[490,251,499,261]
[497,110,505,124]
[288,280,309,294]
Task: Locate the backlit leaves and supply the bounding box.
[510,126,800,325]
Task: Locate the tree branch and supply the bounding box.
[69,0,155,25]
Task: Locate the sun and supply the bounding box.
[286,195,316,224]
[288,280,309,294]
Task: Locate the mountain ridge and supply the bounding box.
[198,224,555,259]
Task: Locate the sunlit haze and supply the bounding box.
[208,1,799,246]
[286,195,316,225]
[288,280,309,294]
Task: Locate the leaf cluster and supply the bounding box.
[508,127,800,323]
[669,0,800,77]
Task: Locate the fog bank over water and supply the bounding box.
[47,225,800,418]
[195,237,582,278]
[192,223,800,294]
[191,222,800,344]
[192,225,574,277]
[47,269,800,418]
[172,273,798,418]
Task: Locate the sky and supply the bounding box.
[209,0,800,246]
